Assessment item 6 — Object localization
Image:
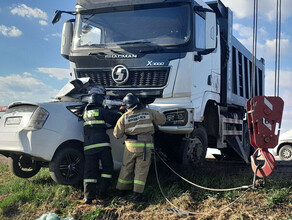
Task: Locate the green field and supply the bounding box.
[0,160,291,220]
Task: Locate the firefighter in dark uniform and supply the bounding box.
[83,89,122,204]
[113,93,166,199]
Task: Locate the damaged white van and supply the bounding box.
[0,78,124,185]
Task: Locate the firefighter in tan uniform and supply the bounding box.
[113,93,166,199]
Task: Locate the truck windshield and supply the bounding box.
[73,4,191,50]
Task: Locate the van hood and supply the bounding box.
[55,77,92,100]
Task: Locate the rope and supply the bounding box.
[153,151,252,216]
[274,0,282,96]
[277,0,282,96]
[274,0,279,96]
[251,0,258,98]
[155,151,253,191]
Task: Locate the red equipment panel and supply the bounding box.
[247,96,284,149]
[246,96,284,177]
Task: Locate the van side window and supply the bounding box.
[194,13,206,49]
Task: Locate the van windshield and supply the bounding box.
[73,4,191,50]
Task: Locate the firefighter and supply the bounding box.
[113,93,166,201]
[83,87,122,204]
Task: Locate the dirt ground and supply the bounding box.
[1,154,291,180]
[0,155,8,165]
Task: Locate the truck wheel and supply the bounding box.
[49,147,84,185]
[279,145,292,161]
[8,155,41,178]
[181,125,208,165]
[242,122,252,161]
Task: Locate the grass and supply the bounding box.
[0,161,291,220]
[266,186,291,205]
[0,165,80,219]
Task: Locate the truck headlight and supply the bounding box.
[163,109,188,126]
[25,107,49,130]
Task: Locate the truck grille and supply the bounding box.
[76,67,169,88]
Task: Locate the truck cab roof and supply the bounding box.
[75,0,206,11]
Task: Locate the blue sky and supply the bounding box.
[0,0,292,133]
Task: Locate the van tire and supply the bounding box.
[279,145,292,161]
[9,155,41,178]
[49,147,84,185]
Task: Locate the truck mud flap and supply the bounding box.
[225,136,249,163]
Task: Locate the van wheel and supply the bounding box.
[8,155,41,178]
[181,125,208,166]
[279,145,292,161]
[49,147,84,185]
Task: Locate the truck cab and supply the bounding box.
[55,0,265,165]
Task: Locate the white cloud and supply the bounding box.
[281,109,292,133]
[39,20,48,26]
[43,33,61,41]
[233,24,268,40]
[233,24,252,38]
[233,23,291,61]
[52,33,61,37]
[0,25,22,37]
[23,72,32,76]
[38,68,71,80]
[265,69,292,93]
[11,4,48,20]
[220,0,292,21]
[220,0,253,19]
[264,69,292,132]
[282,90,292,108]
[258,38,291,61]
[0,74,58,105]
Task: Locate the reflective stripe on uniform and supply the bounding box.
[125,123,153,132]
[84,142,111,151]
[125,142,154,148]
[134,180,146,186]
[118,178,133,184]
[84,120,105,126]
[84,179,97,183]
[101,174,112,178]
[83,109,99,119]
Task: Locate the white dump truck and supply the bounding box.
[0,0,265,185]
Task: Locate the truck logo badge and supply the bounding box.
[112,65,129,84]
[105,54,137,59]
[147,61,164,66]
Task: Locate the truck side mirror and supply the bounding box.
[205,11,216,51]
[61,20,73,60]
[52,10,62,24]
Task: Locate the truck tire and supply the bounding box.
[181,125,208,165]
[8,155,41,178]
[242,122,252,161]
[279,145,292,161]
[49,147,84,185]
